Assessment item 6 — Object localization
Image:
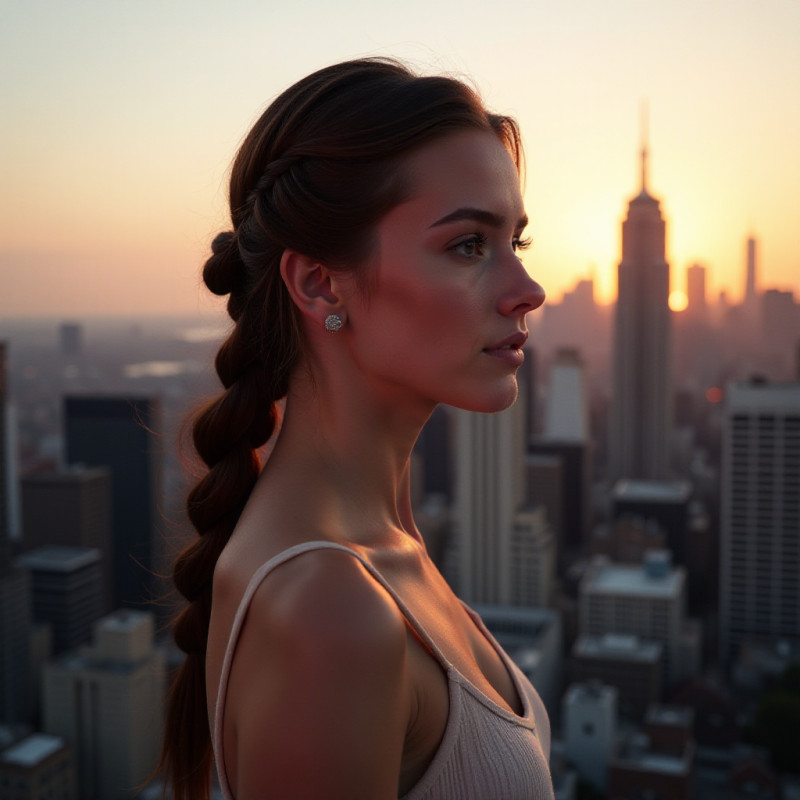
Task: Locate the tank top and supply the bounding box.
[212,541,555,799]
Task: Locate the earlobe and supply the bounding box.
[280,250,345,328]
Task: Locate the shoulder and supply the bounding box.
[249,545,409,661]
[224,546,412,797]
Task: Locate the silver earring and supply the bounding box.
[324,313,344,332]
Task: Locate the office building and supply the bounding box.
[42,609,166,800]
[64,395,161,610]
[21,466,113,611]
[686,263,706,320]
[571,634,663,722]
[453,400,525,605]
[0,343,32,725]
[0,732,77,800]
[609,136,672,480]
[719,380,800,662]
[509,507,555,608]
[612,480,692,567]
[532,348,592,554]
[17,546,104,655]
[563,682,618,792]
[579,551,699,686]
[608,706,694,800]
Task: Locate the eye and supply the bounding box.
[451,233,488,258]
[513,235,532,252]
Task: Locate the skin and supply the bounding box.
[205,130,546,799]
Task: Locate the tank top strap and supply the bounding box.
[212,540,450,800]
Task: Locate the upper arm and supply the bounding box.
[224,550,411,800]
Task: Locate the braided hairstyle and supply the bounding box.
[160,58,522,799]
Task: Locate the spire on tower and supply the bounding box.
[640,101,649,194]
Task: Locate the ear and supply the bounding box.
[280,249,346,328]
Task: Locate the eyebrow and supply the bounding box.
[428,206,528,231]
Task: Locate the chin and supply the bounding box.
[450,380,519,415]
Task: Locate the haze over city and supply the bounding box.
[1,0,798,317]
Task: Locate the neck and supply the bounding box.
[263,358,434,546]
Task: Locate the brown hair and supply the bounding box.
[160,57,521,799]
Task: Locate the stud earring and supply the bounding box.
[324,313,344,332]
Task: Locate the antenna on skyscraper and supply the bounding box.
[640,100,649,194]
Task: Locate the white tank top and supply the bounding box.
[211,541,555,799]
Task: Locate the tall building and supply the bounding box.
[17,546,104,655]
[563,682,618,792]
[42,609,166,800]
[579,551,699,686]
[743,236,758,326]
[0,342,33,724]
[719,380,800,662]
[21,466,113,611]
[609,134,672,480]
[533,348,592,555]
[0,732,77,800]
[64,396,161,610]
[686,263,706,319]
[454,400,526,605]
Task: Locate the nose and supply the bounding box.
[498,260,545,317]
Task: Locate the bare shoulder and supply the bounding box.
[249,546,407,653]
[222,546,411,799]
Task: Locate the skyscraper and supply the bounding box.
[0,342,32,724]
[21,466,113,611]
[609,130,672,480]
[42,609,166,800]
[719,380,800,662]
[743,236,758,326]
[17,546,104,655]
[64,396,162,610]
[454,400,526,605]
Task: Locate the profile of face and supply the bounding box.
[342,130,545,415]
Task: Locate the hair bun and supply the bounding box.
[203,231,245,296]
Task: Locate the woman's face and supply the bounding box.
[344,129,545,415]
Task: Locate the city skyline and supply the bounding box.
[1,0,798,317]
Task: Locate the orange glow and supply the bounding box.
[706,387,724,404]
[668,291,688,312]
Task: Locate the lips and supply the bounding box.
[484,331,528,352]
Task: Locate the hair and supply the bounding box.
[159,57,521,799]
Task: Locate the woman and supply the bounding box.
[161,58,553,799]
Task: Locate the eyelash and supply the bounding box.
[452,233,532,257]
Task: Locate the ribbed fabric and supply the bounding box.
[212,542,555,800]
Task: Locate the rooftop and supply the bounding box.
[585,556,684,599]
[574,634,662,662]
[1,734,65,768]
[17,545,101,572]
[613,479,692,504]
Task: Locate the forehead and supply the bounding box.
[395,130,524,225]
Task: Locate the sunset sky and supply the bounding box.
[1,0,798,317]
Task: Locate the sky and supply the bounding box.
[1,0,798,317]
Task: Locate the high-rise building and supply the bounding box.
[686,263,706,319]
[0,732,77,800]
[64,396,161,610]
[533,348,592,555]
[21,466,113,611]
[17,546,104,655]
[563,682,618,792]
[743,236,758,326]
[609,135,672,480]
[719,380,800,662]
[0,342,33,725]
[453,400,526,605]
[42,609,166,800]
[579,551,699,686]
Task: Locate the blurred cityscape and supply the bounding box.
[1,151,799,799]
